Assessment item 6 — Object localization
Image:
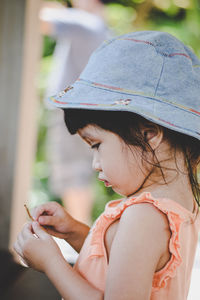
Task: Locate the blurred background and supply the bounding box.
[0,0,200,299]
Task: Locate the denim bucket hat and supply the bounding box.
[49,31,200,140]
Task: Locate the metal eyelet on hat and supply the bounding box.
[113,99,131,105]
[58,86,73,98]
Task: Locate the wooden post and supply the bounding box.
[9,0,42,252]
[0,0,41,250]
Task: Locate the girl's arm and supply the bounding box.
[63,219,90,253]
[14,202,170,299]
[46,250,103,300]
[14,222,103,300]
[31,201,90,252]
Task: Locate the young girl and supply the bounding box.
[14,31,200,300]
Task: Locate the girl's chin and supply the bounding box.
[108,182,135,197]
[112,186,138,197]
[111,186,126,197]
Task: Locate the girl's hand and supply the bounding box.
[31,201,77,240]
[14,221,62,273]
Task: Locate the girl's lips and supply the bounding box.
[99,178,112,187]
[104,180,112,187]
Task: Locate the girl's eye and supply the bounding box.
[91,143,100,150]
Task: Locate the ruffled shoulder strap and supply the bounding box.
[89,192,195,289]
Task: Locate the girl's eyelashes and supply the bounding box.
[91,143,101,149]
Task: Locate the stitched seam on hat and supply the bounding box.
[76,79,200,117]
[119,38,200,66]
[78,78,155,97]
[120,38,190,59]
[154,56,165,96]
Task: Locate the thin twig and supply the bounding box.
[24,204,34,221]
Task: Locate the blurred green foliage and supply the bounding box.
[42,36,56,57]
[105,0,200,54]
[33,0,200,218]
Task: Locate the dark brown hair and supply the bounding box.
[63,109,200,205]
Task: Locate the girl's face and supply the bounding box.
[78,125,147,197]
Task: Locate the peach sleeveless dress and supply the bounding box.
[74,192,200,299]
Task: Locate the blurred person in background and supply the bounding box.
[40,0,111,262]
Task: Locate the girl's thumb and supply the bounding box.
[38,215,55,226]
[32,221,48,239]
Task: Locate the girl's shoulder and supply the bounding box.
[104,191,198,223]
[104,191,199,257]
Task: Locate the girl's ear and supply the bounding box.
[142,125,163,150]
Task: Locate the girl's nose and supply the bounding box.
[92,153,101,172]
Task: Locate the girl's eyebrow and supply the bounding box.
[79,131,95,141]
[78,133,94,146]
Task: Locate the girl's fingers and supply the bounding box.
[13,241,29,267]
[31,202,58,220]
[17,223,35,251]
[14,240,24,258]
[32,221,49,239]
[17,231,26,248]
[31,205,48,220]
[21,222,33,239]
[38,215,56,226]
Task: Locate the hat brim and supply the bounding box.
[48,80,200,141]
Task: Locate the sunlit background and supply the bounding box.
[1,0,200,299]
